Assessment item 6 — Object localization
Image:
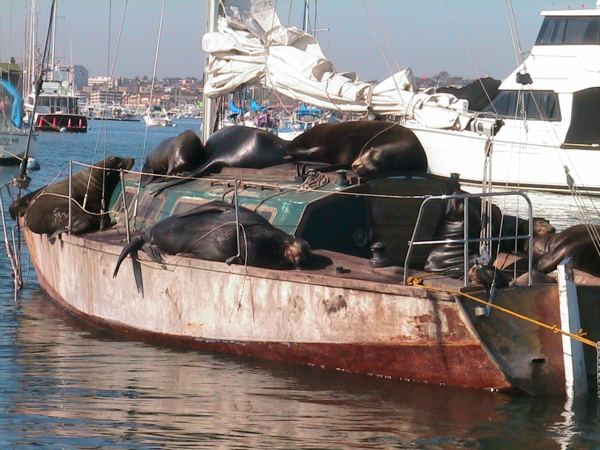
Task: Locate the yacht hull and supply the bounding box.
[410,125,600,195]
[35,113,87,133]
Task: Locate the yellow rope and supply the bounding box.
[407,278,597,348]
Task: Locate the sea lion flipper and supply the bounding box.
[143,243,164,265]
[113,235,145,277]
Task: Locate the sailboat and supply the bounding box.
[8,0,600,398]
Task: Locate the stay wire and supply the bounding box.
[133,0,166,227]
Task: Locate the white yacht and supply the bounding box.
[406,9,600,195]
[143,105,173,127]
[24,65,88,133]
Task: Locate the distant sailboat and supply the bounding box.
[143,105,173,127]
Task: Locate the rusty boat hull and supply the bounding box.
[23,226,520,391]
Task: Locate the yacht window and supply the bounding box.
[563,87,600,149]
[484,90,561,121]
[536,16,600,45]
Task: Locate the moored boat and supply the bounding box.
[143,105,173,127]
[406,8,600,195]
[15,163,600,396]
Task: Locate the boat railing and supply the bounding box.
[403,191,534,287]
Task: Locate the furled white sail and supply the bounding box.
[205,0,469,128]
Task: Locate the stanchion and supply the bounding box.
[120,169,131,243]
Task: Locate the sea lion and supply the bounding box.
[286,121,428,175]
[9,187,44,219]
[497,216,555,253]
[532,224,600,276]
[23,156,135,236]
[113,201,311,276]
[151,126,288,195]
[424,195,484,275]
[141,130,205,186]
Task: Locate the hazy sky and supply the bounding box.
[0,0,590,81]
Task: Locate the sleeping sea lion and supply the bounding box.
[286,121,428,175]
[113,201,310,276]
[150,126,288,195]
[141,130,205,186]
[23,156,134,236]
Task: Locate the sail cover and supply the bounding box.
[204,0,470,128]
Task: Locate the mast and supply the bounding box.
[202,0,219,143]
[26,0,37,97]
[302,0,310,33]
[50,0,57,74]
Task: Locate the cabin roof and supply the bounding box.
[542,9,600,17]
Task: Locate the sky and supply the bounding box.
[0,0,591,82]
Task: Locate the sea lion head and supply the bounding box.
[532,218,556,237]
[351,147,381,176]
[98,156,135,172]
[284,237,311,268]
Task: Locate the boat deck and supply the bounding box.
[84,226,466,291]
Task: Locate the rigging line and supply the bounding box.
[441,0,499,117]
[359,0,408,111]
[83,0,128,209]
[371,2,401,75]
[101,0,113,225]
[504,0,525,67]
[132,0,166,225]
[286,0,293,27]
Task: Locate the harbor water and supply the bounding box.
[1,120,600,448]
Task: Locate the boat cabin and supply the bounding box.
[486,9,600,149]
[110,166,473,278]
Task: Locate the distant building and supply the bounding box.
[88,76,117,90]
[73,65,89,89]
[89,90,123,105]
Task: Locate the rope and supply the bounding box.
[299,171,329,190]
[408,281,597,348]
[71,159,531,202]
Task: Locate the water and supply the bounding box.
[0,119,599,448]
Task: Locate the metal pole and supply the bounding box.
[68,160,72,234]
[120,169,131,243]
[403,196,430,285]
[50,0,57,73]
[202,0,219,143]
[528,203,533,287]
[234,179,241,256]
[463,197,469,287]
